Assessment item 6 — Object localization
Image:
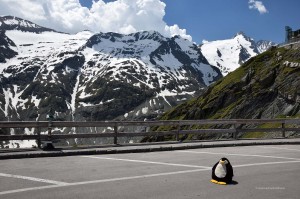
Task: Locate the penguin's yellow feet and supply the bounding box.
[210,179,227,185]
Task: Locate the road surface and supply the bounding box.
[1,144,300,199]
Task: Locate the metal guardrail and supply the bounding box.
[1,119,300,148]
[278,40,300,47]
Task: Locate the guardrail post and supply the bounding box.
[281,123,286,138]
[114,124,118,145]
[233,124,238,140]
[47,120,52,140]
[176,123,180,141]
[37,127,41,148]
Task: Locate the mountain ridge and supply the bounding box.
[0,16,221,125]
[200,32,275,76]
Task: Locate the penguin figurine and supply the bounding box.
[211,157,233,185]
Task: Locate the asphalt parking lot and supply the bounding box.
[1,144,300,199]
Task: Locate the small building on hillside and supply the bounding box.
[285,26,300,43]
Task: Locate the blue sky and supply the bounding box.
[1,0,299,44]
[80,0,300,44]
[161,0,300,44]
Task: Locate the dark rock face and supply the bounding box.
[0,31,18,62]
[238,46,252,65]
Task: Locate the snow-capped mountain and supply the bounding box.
[200,32,275,76]
[0,16,222,127]
[0,15,58,33]
[256,40,276,53]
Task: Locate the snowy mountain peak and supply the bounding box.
[201,32,275,76]
[235,31,248,38]
[0,15,59,33]
[234,31,255,44]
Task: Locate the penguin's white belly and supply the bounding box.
[215,164,227,178]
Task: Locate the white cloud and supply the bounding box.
[0,0,192,41]
[248,0,268,14]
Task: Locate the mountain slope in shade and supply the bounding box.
[200,32,275,76]
[0,16,222,147]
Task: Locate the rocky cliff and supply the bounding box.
[160,43,300,140]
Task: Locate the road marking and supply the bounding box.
[234,160,300,168]
[176,150,300,161]
[0,168,209,196]
[1,160,300,196]
[0,185,60,196]
[256,146,300,152]
[81,155,211,169]
[71,168,209,185]
[0,173,69,185]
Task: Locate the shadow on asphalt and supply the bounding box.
[229,180,239,185]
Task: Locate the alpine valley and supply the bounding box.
[0,16,275,147]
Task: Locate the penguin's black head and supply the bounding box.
[219,157,230,165]
[221,157,229,161]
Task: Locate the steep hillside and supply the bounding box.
[161,44,300,139]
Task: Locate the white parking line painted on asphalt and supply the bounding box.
[81,155,211,169]
[1,160,300,196]
[176,150,300,161]
[0,184,61,196]
[0,173,69,185]
[234,160,300,168]
[0,168,209,196]
[256,146,300,152]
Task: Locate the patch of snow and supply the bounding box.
[104,99,114,103]
[136,110,140,116]
[3,30,91,67]
[79,102,95,107]
[153,53,182,69]
[2,85,27,118]
[162,96,171,107]
[175,37,199,60]
[4,18,19,25]
[196,63,219,86]
[142,107,148,114]
[4,140,37,149]
[71,69,81,120]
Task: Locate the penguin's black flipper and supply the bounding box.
[223,158,234,177]
[211,162,218,180]
[228,164,233,177]
[227,164,233,183]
